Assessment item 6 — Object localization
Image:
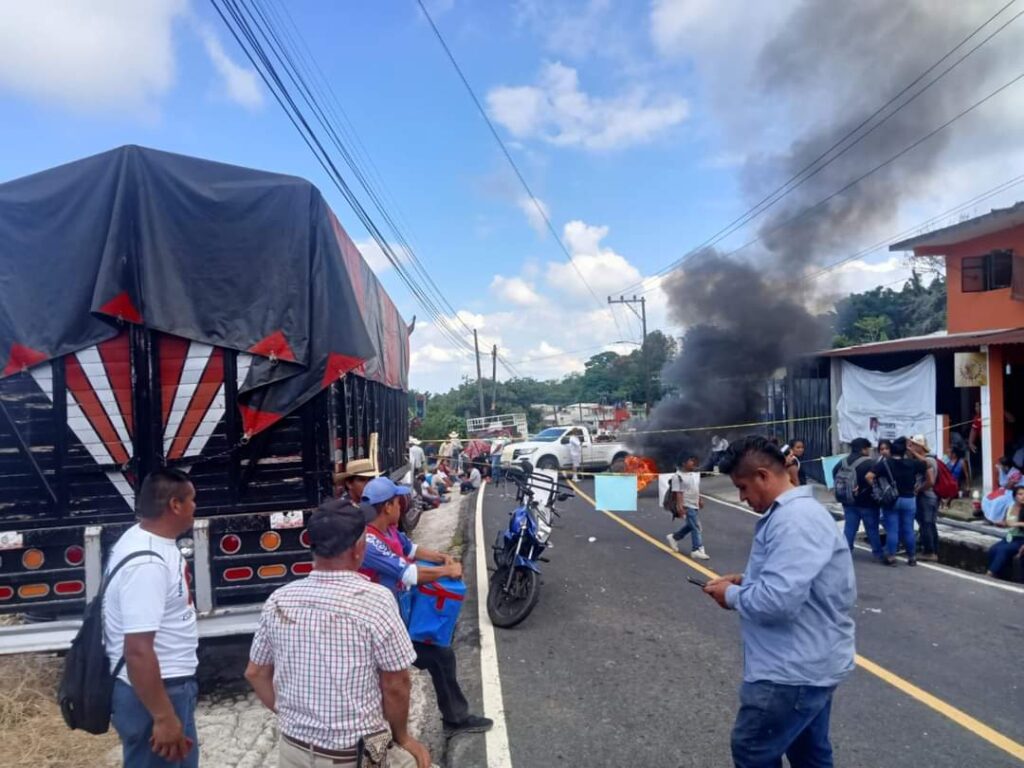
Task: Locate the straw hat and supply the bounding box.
[408,437,422,446]
[333,457,379,484]
[448,431,460,439]
[909,434,930,452]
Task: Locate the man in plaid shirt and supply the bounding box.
[245,499,431,768]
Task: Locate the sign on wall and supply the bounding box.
[954,352,988,387]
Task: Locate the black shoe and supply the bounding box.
[883,556,898,567]
[907,558,918,567]
[444,715,494,736]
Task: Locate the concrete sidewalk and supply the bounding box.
[698,473,1007,576]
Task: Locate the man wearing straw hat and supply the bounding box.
[408,437,426,476]
[334,458,380,504]
[908,434,940,562]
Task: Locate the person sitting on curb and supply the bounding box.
[459,464,482,494]
[245,499,431,768]
[987,485,1024,580]
[665,454,710,560]
[358,476,494,738]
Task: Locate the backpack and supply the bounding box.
[833,455,870,506]
[932,457,959,500]
[58,549,162,734]
[662,473,681,517]
[871,460,899,509]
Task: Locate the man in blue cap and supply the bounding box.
[359,476,493,738]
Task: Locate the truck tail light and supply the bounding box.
[219,534,242,555]
[299,529,310,548]
[18,583,49,599]
[223,566,253,582]
[54,580,85,596]
[0,586,13,600]
[22,549,44,570]
[65,545,84,566]
[259,531,281,552]
[257,564,287,579]
[291,562,313,575]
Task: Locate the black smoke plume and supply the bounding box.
[628,1,1018,468]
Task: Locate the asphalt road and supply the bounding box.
[470,478,1024,768]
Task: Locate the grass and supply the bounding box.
[0,652,118,768]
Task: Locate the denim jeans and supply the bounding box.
[884,497,916,558]
[916,494,939,555]
[988,538,1024,576]
[672,507,703,550]
[111,678,199,768]
[842,505,882,558]
[490,454,503,483]
[731,681,836,768]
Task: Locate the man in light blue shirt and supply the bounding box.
[704,436,856,768]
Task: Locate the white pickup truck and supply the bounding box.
[500,426,631,472]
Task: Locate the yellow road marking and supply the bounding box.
[568,480,1024,763]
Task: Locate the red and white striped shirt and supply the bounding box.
[249,569,416,750]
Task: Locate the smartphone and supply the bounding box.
[687,576,707,588]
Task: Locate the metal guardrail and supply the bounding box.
[0,604,263,656]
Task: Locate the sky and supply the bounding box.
[2,1,1023,393]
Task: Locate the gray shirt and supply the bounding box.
[725,485,857,687]
[920,455,938,500]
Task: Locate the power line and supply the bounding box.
[618,0,1023,294]
[413,0,627,340]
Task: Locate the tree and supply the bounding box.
[831,272,945,347]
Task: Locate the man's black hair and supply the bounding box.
[137,468,193,520]
[718,435,787,476]
[790,437,805,447]
[877,438,892,450]
[678,452,700,465]
[998,455,1011,468]
[891,437,908,457]
[307,498,373,558]
[850,437,871,453]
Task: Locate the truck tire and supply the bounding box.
[609,453,629,472]
[537,455,559,471]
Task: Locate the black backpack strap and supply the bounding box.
[102,549,164,680]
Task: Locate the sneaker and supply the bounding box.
[444,715,494,737]
[691,547,710,560]
[665,534,680,553]
[907,558,918,567]
[883,556,898,567]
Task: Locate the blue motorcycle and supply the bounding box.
[487,462,573,628]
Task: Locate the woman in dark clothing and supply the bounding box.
[881,437,927,566]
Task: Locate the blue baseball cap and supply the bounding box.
[362,477,412,506]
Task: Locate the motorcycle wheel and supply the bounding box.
[487,566,541,628]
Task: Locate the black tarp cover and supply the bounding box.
[0,145,409,436]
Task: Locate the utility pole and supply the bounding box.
[474,329,485,417]
[491,345,498,413]
[608,295,651,416]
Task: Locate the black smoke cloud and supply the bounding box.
[629,0,1015,467]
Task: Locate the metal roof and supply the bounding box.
[819,327,1024,357]
[889,202,1024,252]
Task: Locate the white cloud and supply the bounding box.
[486,61,688,151]
[0,0,187,112]
[491,275,541,306]
[546,220,644,300]
[198,25,264,110]
[517,196,550,237]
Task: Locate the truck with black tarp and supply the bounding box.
[0,146,410,653]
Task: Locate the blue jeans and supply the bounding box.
[731,681,836,768]
[988,538,1024,576]
[916,494,939,556]
[490,454,503,483]
[883,497,916,559]
[672,507,703,550]
[112,678,199,768]
[842,505,882,558]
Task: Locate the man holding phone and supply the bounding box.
[702,436,856,768]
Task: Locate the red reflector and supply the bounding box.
[0,586,13,600]
[299,529,311,548]
[220,534,242,555]
[54,580,85,596]
[223,566,253,582]
[291,561,313,575]
[65,545,85,566]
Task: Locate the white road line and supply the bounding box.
[704,493,1024,595]
[474,485,514,767]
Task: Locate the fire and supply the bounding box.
[624,455,659,491]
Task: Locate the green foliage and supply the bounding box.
[831,272,945,348]
[409,331,678,438]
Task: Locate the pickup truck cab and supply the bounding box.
[500,426,630,472]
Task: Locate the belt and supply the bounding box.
[282,733,359,761]
[163,676,197,687]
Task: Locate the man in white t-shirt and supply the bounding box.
[104,468,199,767]
[665,454,710,560]
[408,438,426,474]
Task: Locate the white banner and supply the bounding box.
[837,357,936,446]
